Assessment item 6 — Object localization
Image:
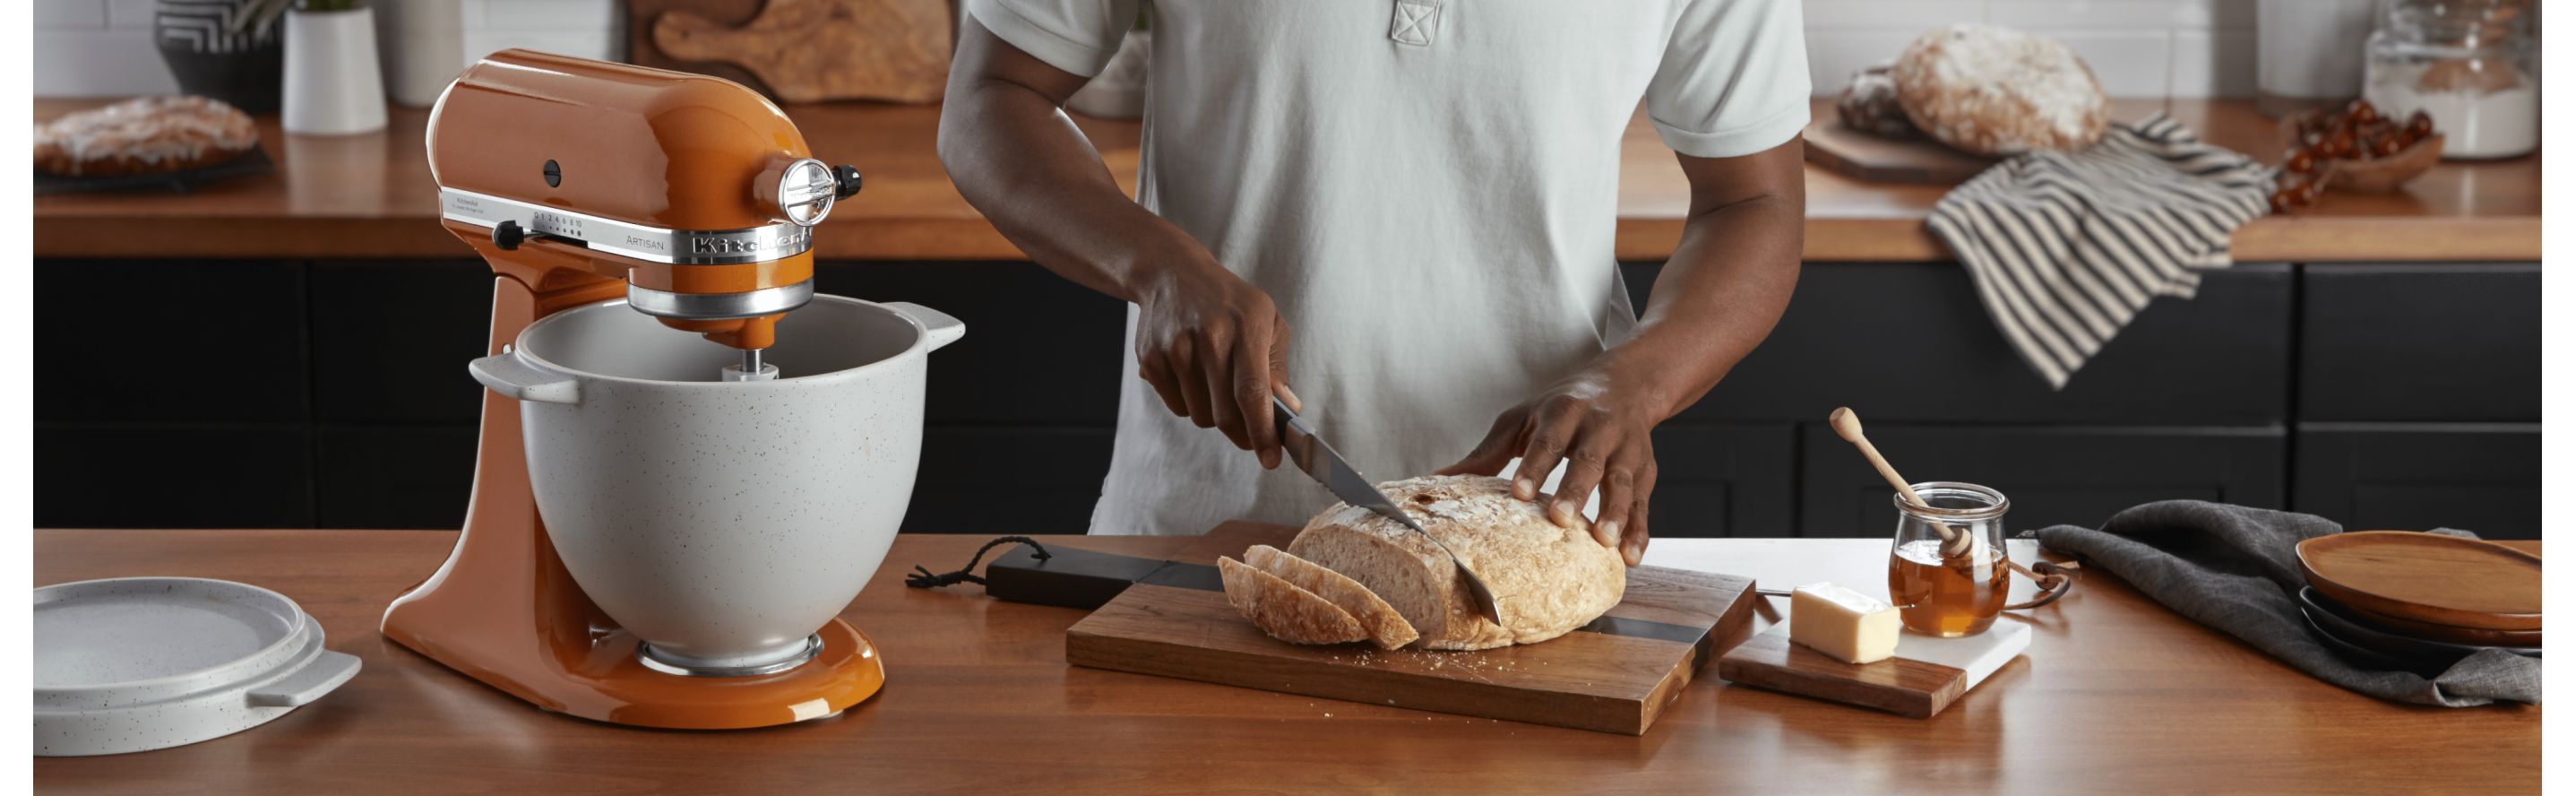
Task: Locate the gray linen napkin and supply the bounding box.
[2033,500,2540,706]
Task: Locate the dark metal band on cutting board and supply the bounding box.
[987,543,1706,645]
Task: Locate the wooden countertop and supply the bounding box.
[34,527,2537,794]
[33,97,2540,264]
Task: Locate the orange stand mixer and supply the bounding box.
[382,49,881,729]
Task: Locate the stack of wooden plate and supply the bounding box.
[2296,531,2541,676]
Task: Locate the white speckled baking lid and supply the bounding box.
[34,577,361,757]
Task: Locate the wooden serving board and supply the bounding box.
[1802,115,1998,186]
[1718,620,2029,719]
[1063,525,1758,735]
[632,0,952,103]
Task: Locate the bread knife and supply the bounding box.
[1271,394,1504,626]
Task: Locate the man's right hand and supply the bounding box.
[1133,255,1297,470]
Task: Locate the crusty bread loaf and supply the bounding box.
[1245,545,1418,650]
[35,96,259,177]
[1217,556,1368,645]
[1286,475,1625,651]
[1890,24,2109,156]
[1838,65,1918,138]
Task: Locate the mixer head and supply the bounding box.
[423,49,863,377]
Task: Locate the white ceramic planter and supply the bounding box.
[470,296,964,672]
[375,0,465,108]
[283,8,388,134]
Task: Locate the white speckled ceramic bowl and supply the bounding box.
[34,577,362,756]
[470,296,964,673]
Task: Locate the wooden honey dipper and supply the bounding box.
[1829,407,2069,605]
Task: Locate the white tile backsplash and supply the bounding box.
[36,1,108,30]
[2170,28,2261,98]
[106,0,159,28]
[39,0,2255,100]
[34,29,179,96]
[1803,0,2261,98]
[36,0,625,98]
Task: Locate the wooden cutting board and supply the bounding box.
[1802,115,1998,186]
[1063,525,1758,735]
[1718,621,2030,719]
[632,0,952,104]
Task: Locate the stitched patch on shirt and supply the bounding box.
[1390,0,1440,47]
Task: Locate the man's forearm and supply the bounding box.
[1596,179,1803,421]
[935,39,1211,303]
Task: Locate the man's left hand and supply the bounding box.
[1436,368,1661,567]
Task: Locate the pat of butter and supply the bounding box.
[1789,582,1901,664]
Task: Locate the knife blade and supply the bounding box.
[1271,394,1504,626]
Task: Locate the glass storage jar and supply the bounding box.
[2363,0,2538,159]
[1885,482,2011,638]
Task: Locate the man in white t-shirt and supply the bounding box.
[940,0,1810,565]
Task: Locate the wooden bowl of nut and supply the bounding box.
[2271,100,2442,212]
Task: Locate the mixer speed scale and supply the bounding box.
[383,50,965,729]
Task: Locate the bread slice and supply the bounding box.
[1216,556,1368,645]
[1245,544,1419,650]
[1287,475,1625,651]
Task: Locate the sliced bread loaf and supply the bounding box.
[1216,556,1369,645]
[1245,544,1419,650]
[1286,475,1626,651]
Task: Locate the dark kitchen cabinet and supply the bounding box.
[2299,264,2540,422]
[35,423,314,528]
[34,259,310,424]
[311,261,494,423]
[2294,423,2540,540]
[1644,424,1796,538]
[1626,262,2293,426]
[1797,424,2287,538]
[27,258,2535,535]
[817,261,1128,427]
[910,427,1116,534]
[314,424,479,528]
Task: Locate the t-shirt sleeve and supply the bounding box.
[966,0,1143,78]
[1642,0,1813,159]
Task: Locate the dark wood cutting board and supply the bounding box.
[1064,524,1758,735]
[1802,115,1999,186]
[630,0,952,104]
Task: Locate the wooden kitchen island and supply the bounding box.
[32,529,2540,794]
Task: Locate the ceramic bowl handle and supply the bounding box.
[885,301,967,351]
[469,350,580,404]
[246,650,361,708]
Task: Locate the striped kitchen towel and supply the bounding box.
[1926,114,2273,388]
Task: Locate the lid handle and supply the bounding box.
[246,650,361,708]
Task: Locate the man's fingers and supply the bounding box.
[1590,447,1643,549]
[1201,340,1248,448]
[1512,416,1569,503]
[1236,325,1279,468]
[1138,350,1190,419]
[1170,338,1214,428]
[1622,461,1658,567]
[1547,432,1618,530]
[1435,410,1524,477]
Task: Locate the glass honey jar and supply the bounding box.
[1885,482,2012,638]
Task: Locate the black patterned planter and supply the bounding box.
[154,0,285,113]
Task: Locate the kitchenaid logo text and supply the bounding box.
[690,228,807,255]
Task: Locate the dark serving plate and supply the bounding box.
[2297,586,2538,676]
[35,146,273,195]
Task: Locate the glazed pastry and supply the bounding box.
[34,96,258,177]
